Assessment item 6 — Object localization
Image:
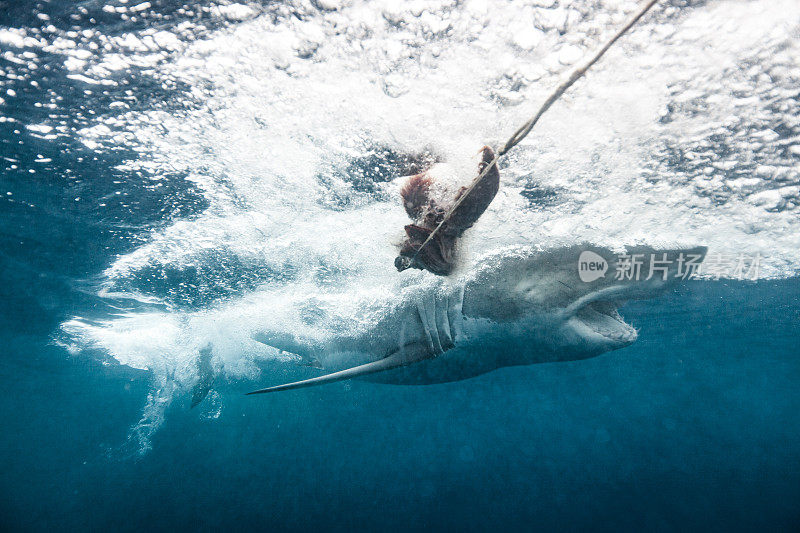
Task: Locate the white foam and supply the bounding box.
[57,0,800,449]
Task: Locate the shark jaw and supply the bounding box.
[571,299,638,348]
[554,283,646,357]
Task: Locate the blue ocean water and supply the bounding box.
[2,280,799,531]
[1,0,799,531]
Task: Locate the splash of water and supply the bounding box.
[17,0,796,450]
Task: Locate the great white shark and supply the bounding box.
[240,244,706,395]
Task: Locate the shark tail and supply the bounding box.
[190,344,215,408]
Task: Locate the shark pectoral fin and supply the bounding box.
[246,344,431,396]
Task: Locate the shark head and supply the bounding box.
[461,244,707,363]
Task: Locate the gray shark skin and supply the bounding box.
[247,245,706,394]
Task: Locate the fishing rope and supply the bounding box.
[408,0,660,268]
